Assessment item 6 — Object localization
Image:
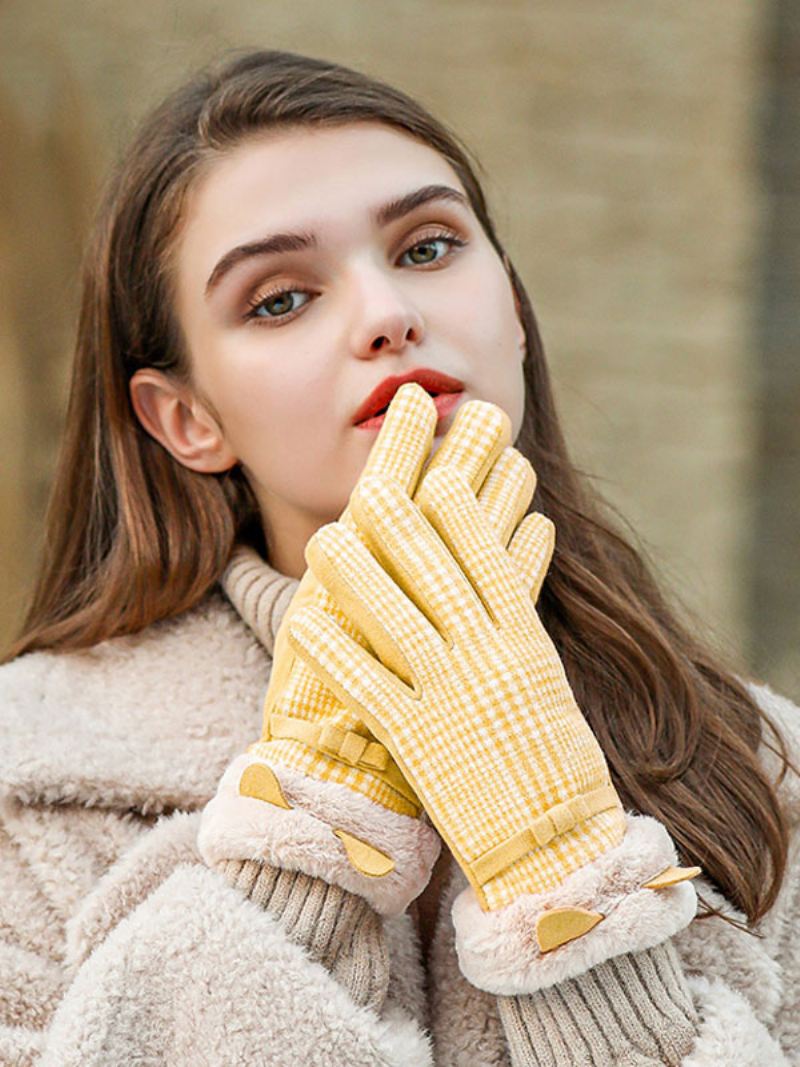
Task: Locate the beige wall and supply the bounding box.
[1,1,796,698]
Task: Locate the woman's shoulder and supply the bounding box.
[0,590,271,813]
[2,587,261,684]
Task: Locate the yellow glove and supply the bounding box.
[285,462,628,912]
[200,382,561,917]
[244,383,537,820]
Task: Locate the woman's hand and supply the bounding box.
[200,382,553,919]
[286,461,628,912]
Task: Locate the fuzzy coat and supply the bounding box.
[0,548,798,1066]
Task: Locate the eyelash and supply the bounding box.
[242,228,467,326]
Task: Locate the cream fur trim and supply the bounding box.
[452,813,698,995]
[197,754,440,916]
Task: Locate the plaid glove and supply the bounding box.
[286,462,628,911]
[200,383,700,967]
[199,383,550,915]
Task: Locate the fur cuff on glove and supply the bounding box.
[197,753,440,916]
[452,813,698,995]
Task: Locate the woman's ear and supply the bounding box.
[129,368,238,473]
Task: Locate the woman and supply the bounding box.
[0,47,797,1066]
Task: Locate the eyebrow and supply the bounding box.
[204,183,469,298]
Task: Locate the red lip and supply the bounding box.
[352,367,466,426]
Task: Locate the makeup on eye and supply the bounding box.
[243,286,314,325]
[241,227,468,326]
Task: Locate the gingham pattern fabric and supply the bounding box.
[251,383,533,817]
[287,466,627,912]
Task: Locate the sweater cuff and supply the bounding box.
[220,858,390,1011]
[497,941,698,1067]
[452,814,698,995]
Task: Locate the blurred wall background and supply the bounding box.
[0,0,797,700]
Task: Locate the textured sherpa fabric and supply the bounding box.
[0,590,272,814]
[38,862,433,1067]
[682,974,791,1065]
[0,558,799,1064]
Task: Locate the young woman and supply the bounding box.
[0,47,797,1066]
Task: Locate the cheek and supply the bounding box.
[200,337,327,448]
[452,261,526,434]
[203,345,349,503]
[451,260,519,352]
[450,261,523,358]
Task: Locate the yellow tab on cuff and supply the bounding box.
[239,763,292,809]
[333,829,395,878]
[642,865,702,890]
[536,907,604,953]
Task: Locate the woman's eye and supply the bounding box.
[244,288,313,324]
[242,231,465,326]
[399,232,464,267]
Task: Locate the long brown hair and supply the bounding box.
[5,48,794,927]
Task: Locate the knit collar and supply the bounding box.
[220,543,301,657]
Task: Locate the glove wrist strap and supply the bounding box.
[471,782,622,886]
[265,712,421,811]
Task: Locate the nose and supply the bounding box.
[347,265,425,359]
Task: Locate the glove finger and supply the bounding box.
[305,520,445,688]
[350,473,488,645]
[286,603,415,745]
[421,398,511,495]
[356,382,437,497]
[475,447,537,548]
[414,465,535,634]
[507,512,556,604]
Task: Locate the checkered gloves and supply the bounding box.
[200,381,701,970]
[284,426,627,912]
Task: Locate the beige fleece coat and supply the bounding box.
[1,563,799,1065]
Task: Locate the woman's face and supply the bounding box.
[165,121,526,575]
